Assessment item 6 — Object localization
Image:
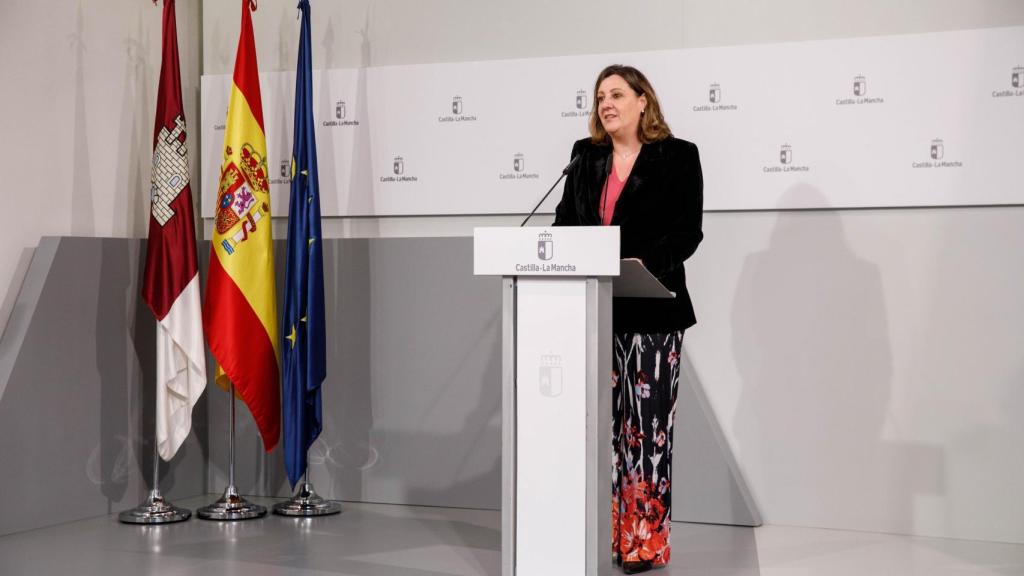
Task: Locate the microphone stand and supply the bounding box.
[520,155,581,227]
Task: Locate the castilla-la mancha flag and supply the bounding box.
[203,0,280,451]
[142,0,206,462]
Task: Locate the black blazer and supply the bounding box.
[553,136,703,333]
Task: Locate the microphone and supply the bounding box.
[520,154,582,227]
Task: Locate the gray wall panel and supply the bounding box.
[1,236,755,535]
[211,237,504,510]
[0,238,207,537]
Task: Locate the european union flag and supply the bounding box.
[282,0,326,489]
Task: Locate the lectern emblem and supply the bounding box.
[853,75,867,96]
[393,156,404,175]
[537,231,553,261]
[452,96,463,115]
[709,83,721,103]
[780,144,792,165]
[1013,66,1023,89]
[930,139,944,160]
[336,100,347,120]
[539,354,563,397]
[576,89,587,110]
[514,153,524,173]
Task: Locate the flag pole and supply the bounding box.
[197,380,267,520]
[118,388,192,524]
[272,446,341,516]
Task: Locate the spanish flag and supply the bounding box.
[203,0,280,451]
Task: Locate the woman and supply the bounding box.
[554,64,703,574]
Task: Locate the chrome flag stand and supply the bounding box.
[197,381,266,520]
[118,422,191,524]
[272,452,342,517]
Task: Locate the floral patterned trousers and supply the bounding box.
[612,331,684,573]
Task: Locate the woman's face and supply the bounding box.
[596,74,647,140]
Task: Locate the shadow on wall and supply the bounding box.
[0,238,208,537]
[70,0,95,237]
[202,238,503,513]
[93,240,136,508]
[313,239,374,499]
[402,310,502,511]
[731,184,943,533]
[343,3,377,220]
[113,9,150,240]
[95,240,208,509]
[313,238,503,512]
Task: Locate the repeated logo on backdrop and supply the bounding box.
[854,75,867,96]
[269,157,292,186]
[992,66,1024,98]
[764,143,811,173]
[439,95,478,123]
[199,26,1024,215]
[561,89,591,119]
[836,74,885,106]
[500,153,540,181]
[694,82,738,112]
[912,138,963,169]
[214,106,228,132]
[323,98,360,127]
[381,155,418,182]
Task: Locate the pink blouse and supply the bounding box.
[600,168,628,226]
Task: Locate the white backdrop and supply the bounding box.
[201,25,1024,218]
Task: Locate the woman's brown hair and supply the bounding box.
[588,64,672,144]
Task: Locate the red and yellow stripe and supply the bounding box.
[203,0,280,451]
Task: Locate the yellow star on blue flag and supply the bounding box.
[281,0,327,491]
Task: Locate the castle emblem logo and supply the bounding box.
[576,89,587,110]
[912,137,961,169]
[780,144,793,165]
[764,143,810,173]
[514,153,525,173]
[694,83,737,112]
[150,115,189,226]
[393,156,404,175]
[336,100,347,120]
[438,96,477,123]
[539,354,563,397]
[835,74,883,106]
[537,231,553,261]
[853,75,867,96]
[1013,66,1023,89]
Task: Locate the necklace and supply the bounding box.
[614,147,639,161]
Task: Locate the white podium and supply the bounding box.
[474,226,672,576]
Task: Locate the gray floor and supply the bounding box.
[0,496,759,576]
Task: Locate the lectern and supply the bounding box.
[474,226,673,576]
